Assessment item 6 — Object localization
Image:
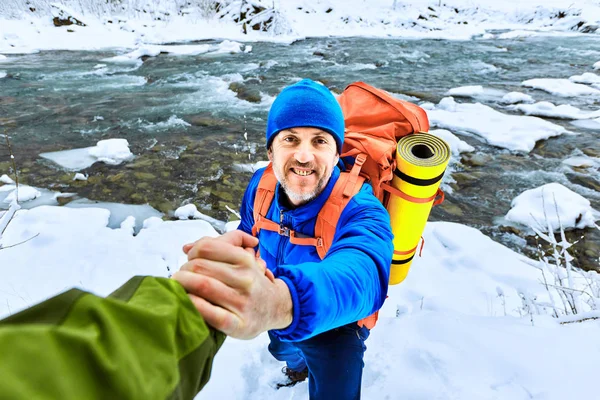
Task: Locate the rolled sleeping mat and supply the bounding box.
[387,132,451,285]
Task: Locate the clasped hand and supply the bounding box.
[172,230,292,340]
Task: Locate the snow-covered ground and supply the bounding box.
[0,200,598,399]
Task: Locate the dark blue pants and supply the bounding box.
[268,323,370,400]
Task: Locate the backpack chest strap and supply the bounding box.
[253,215,324,248]
[252,160,365,259]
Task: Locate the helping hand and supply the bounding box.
[173,231,291,340]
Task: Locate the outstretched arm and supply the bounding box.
[271,194,393,341]
[0,276,225,400]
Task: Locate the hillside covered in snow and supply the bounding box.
[1,0,599,53]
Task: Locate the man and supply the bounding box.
[177,79,393,399]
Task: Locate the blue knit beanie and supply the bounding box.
[266,79,345,154]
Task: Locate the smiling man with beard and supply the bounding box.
[176,79,393,400]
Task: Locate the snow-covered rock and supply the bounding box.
[0,174,14,184]
[73,173,88,181]
[2,185,42,204]
[569,72,600,85]
[88,139,134,165]
[174,204,226,233]
[505,183,597,231]
[522,78,600,97]
[500,92,534,104]
[510,101,600,120]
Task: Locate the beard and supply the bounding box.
[272,159,332,206]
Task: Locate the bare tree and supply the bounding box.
[0,131,39,250]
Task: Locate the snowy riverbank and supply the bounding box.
[0,202,598,399]
[1,0,600,54]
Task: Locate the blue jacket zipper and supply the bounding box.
[277,209,287,265]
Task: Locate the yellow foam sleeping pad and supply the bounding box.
[386,132,451,285]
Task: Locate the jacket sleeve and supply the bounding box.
[0,276,226,400]
[237,167,266,235]
[271,184,394,341]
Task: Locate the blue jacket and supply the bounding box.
[238,166,393,342]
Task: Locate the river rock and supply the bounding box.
[565,173,600,192]
[85,175,102,185]
[133,172,156,181]
[214,188,234,202]
[228,82,262,103]
[0,118,17,127]
[51,4,86,27]
[126,158,155,169]
[533,138,576,159]
[495,153,530,171]
[565,229,600,272]
[452,171,486,188]
[582,147,600,159]
[499,225,522,236]
[0,97,17,106]
[106,172,127,183]
[130,193,147,203]
[438,200,464,217]
[461,152,493,167]
[55,193,76,206]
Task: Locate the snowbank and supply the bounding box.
[1,0,599,53]
[0,206,218,316]
[426,97,567,152]
[0,205,598,400]
[505,183,598,231]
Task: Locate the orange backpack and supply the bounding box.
[251,82,430,329]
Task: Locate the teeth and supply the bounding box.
[294,169,311,176]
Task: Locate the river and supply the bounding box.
[1,35,599,269]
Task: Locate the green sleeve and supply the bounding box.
[0,276,226,400]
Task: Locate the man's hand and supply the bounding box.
[173,231,292,340]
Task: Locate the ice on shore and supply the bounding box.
[522,78,600,97]
[427,97,567,152]
[40,139,134,171]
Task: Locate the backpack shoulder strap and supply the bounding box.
[251,163,279,237]
[251,155,367,258]
[314,154,367,259]
[316,154,381,330]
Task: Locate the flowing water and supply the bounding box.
[1,35,599,269]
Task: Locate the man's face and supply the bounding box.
[268,127,339,207]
